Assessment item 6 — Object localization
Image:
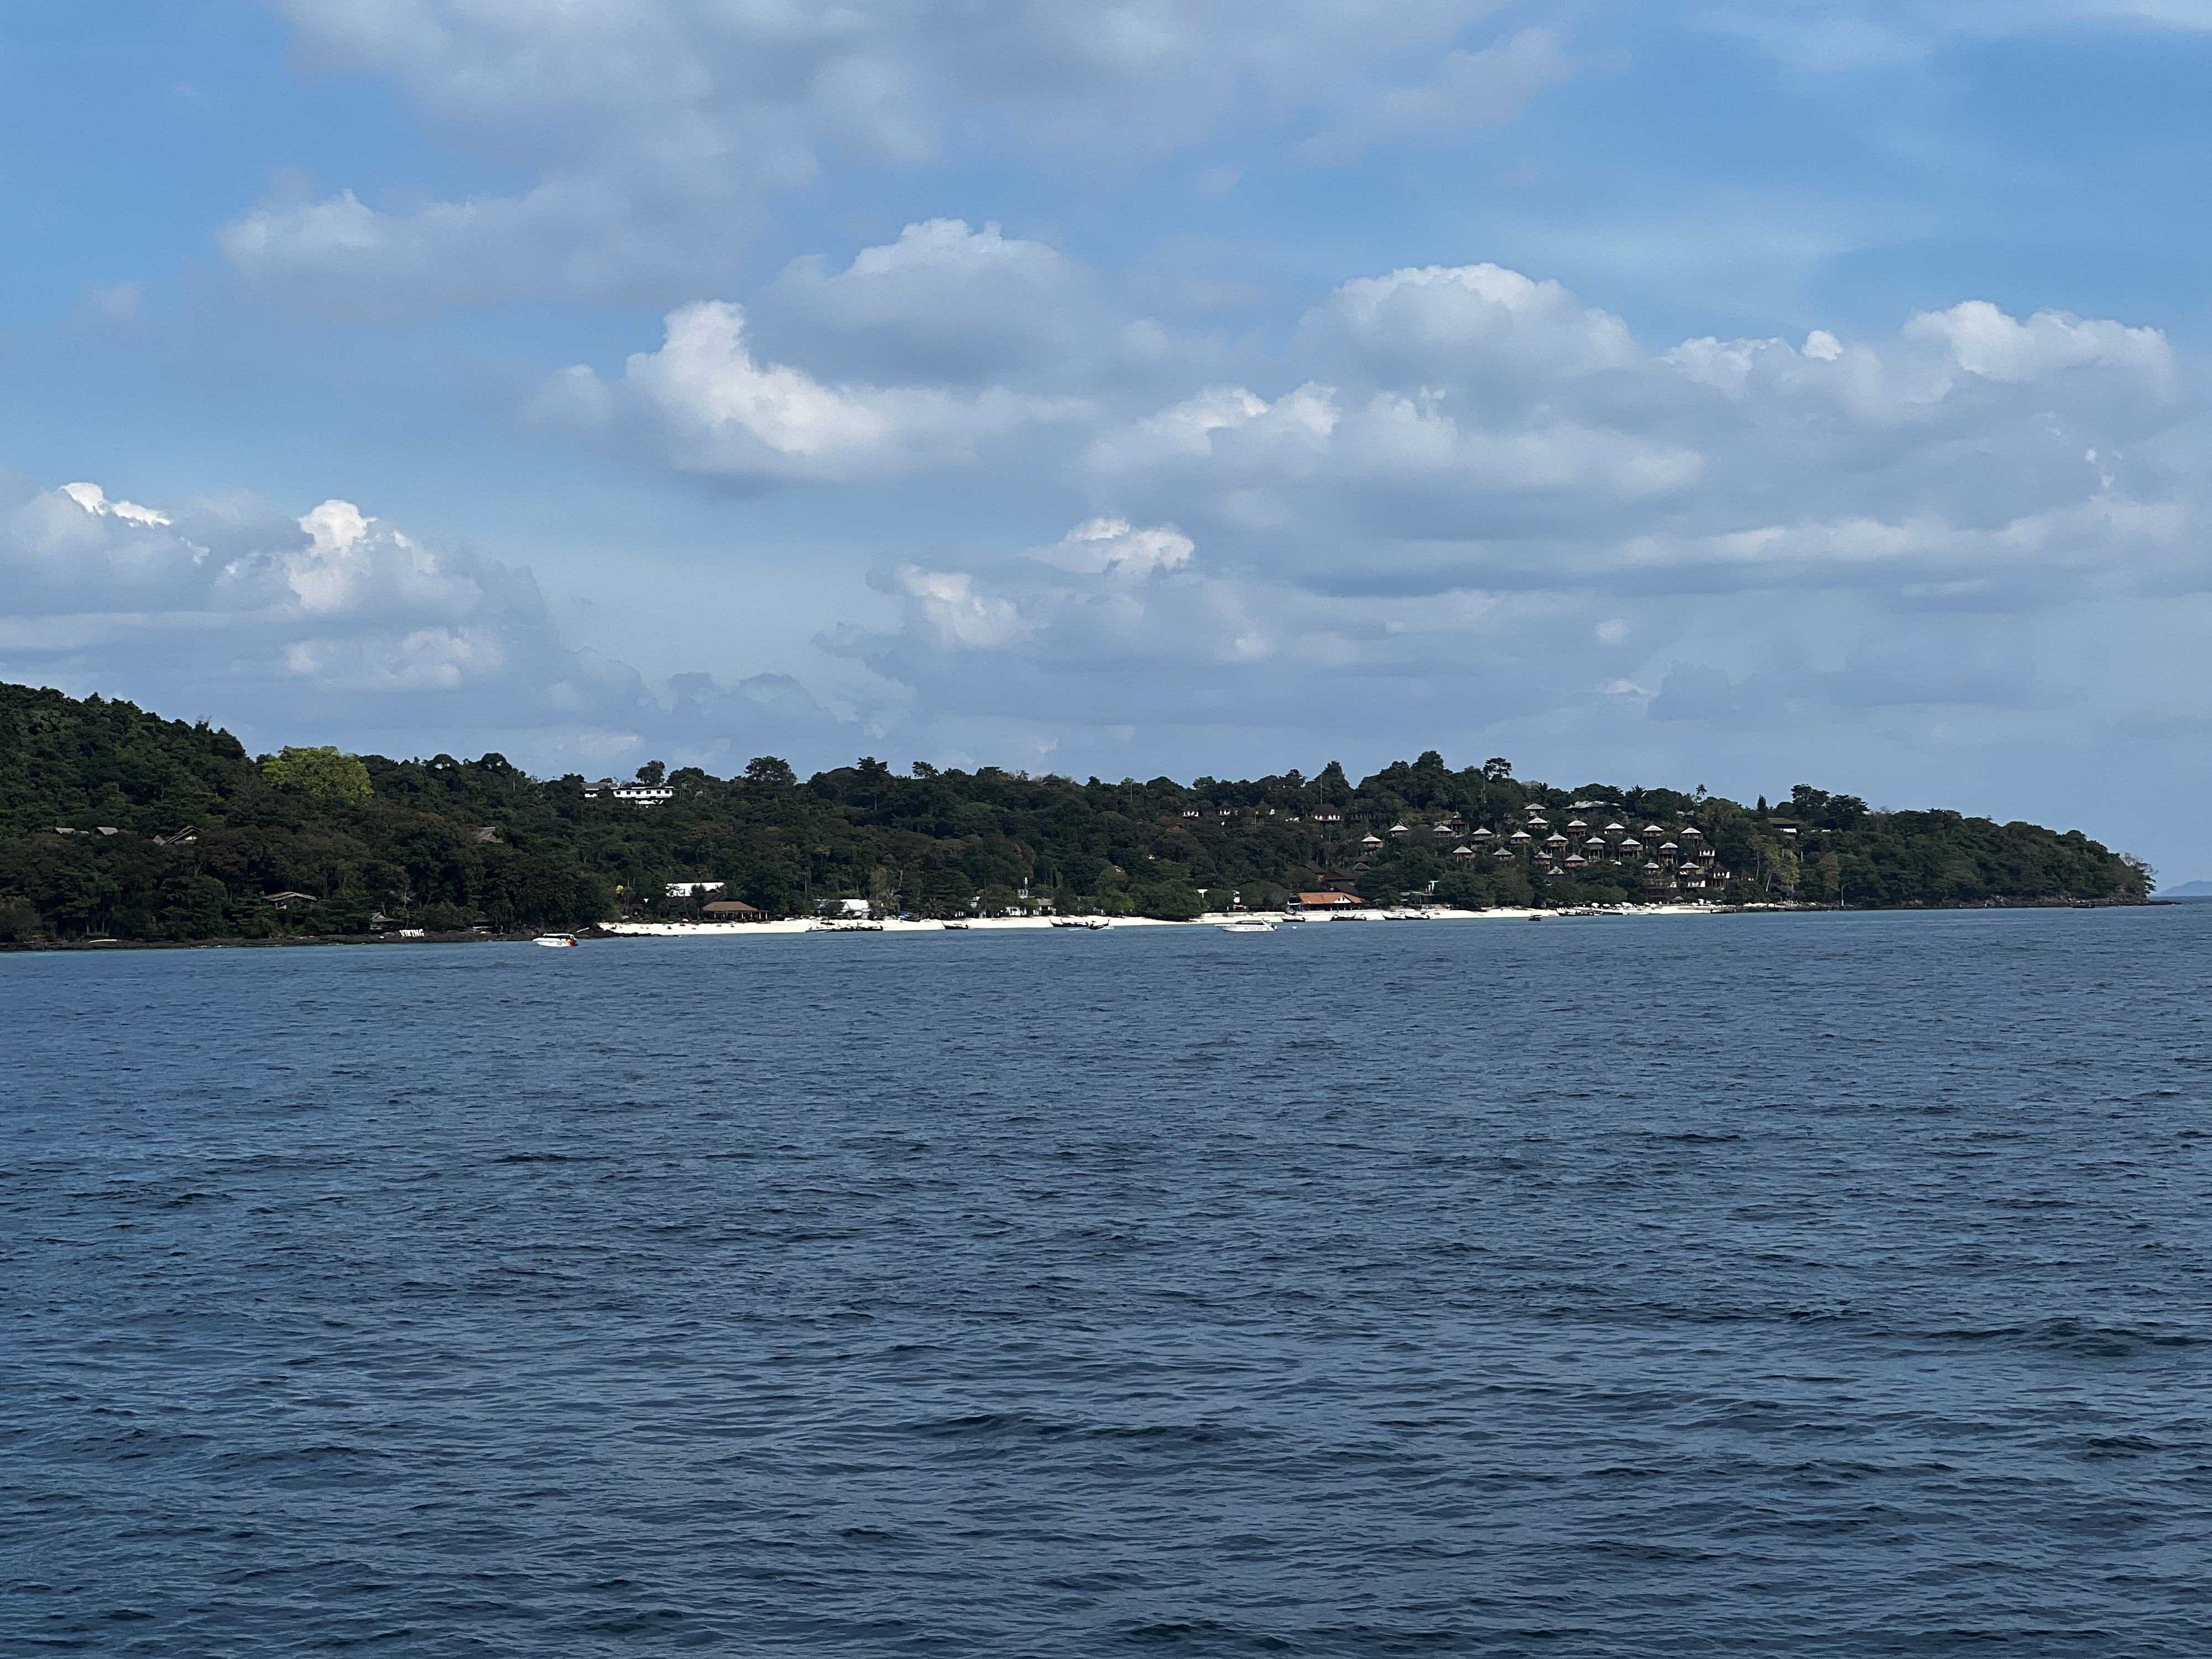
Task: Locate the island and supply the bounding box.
[0,681,2150,946]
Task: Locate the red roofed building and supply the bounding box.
[1289,891,1364,911]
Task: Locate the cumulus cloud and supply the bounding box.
[0,469,859,765]
[756,219,1110,388]
[1033,518,1196,577]
[525,237,2197,758]
[1074,270,2196,603]
[544,294,1086,484]
[233,0,1539,309]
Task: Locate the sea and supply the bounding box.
[2,905,2206,1657]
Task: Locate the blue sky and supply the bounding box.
[1,1,2205,881]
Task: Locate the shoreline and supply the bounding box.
[0,894,2157,954]
[590,904,1716,939]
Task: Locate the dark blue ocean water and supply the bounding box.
[2,907,2207,1657]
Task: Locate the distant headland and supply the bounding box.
[0,681,2150,947]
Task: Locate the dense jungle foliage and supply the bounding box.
[0,681,2150,942]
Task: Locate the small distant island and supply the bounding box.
[0,680,2150,946]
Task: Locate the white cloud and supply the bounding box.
[758,220,1104,387]
[529,240,2196,738]
[548,296,1084,484]
[1032,518,1195,578]
[893,567,1034,650]
[1902,301,2176,386]
[0,469,861,765]
[60,482,170,527]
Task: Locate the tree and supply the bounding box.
[634,760,666,786]
[1484,757,1513,780]
[261,746,372,803]
[743,755,797,789]
[1770,844,1801,896]
[869,864,902,914]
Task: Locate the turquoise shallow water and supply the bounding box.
[2,907,2207,1656]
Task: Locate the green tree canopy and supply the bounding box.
[0,680,2153,944]
[260,746,371,803]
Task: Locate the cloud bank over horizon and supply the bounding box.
[9,237,2201,868]
[1,0,2205,875]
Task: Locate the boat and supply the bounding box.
[533,934,577,948]
[941,920,970,930]
[809,919,883,932]
[1217,917,1275,932]
[1051,917,1110,930]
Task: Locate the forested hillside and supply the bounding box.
[0,681,2148,942]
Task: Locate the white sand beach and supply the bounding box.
[593,904,1726,940]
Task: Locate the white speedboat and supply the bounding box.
[810,919,884,932]
[1217,918,1275,932]
[533,934,577,948]
[941,920,971,930]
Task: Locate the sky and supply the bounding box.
[0,0,2206,882]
